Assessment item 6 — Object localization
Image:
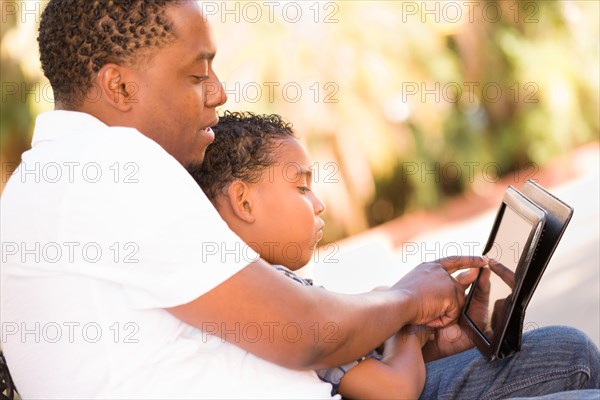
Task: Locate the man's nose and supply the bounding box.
[204,76,227,107]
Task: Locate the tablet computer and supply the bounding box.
[460,180,574,361]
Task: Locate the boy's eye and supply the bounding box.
[298,186,310,194]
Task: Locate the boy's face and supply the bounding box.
[245,138,326,270]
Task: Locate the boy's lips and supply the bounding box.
[311,230,324,250]
[315,223,325,243]
[316,229,324,242]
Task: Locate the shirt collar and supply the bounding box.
[31,110,109,146]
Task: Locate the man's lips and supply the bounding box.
[198,126,215,142]
[198,116,219,142]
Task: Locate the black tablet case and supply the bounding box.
[460,179,574,361]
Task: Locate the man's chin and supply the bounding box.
[185,157,205,176]
[185,150,206,170]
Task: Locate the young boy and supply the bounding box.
[189,111,429,399]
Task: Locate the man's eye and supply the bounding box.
[191,75,208,83]
[298,186,310,194]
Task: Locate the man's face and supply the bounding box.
[247,138,326,270]
[127,2,226,167]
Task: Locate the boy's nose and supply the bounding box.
[314,194,326,216]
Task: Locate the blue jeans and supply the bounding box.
[421,326,600,400]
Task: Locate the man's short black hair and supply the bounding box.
[38,0,179,108]
[190,111,297,202]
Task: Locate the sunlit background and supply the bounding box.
[1,0,599,359]
[1,0,598,244]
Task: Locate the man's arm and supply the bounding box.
[167,256,488,370]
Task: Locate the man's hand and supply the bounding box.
[488,259,515,289]
[393,255,488,328]
[399,325,434,349]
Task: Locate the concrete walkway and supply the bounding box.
[309,148,599,345]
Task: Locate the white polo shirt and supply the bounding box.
[0,111,336,399]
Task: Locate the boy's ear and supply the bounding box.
[226,181,256,223]
[96,64,134,112]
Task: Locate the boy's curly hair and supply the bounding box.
[38,0,179,108]
[190,111,297,202]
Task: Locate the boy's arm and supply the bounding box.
[167,256,487,370]
[335,326,429,400]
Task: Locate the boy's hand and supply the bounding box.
[422,267,492,361]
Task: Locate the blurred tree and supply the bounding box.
[1,0,50,193]
[1,2,31,193]
[1,1,598,243]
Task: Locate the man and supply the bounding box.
[1,1,597,398]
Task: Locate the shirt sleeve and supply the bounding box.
[58,128,259,309]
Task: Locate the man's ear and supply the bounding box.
[96,64,135,112]
[226,181,256,223]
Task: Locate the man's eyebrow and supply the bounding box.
[182,50,216,74]
[194,50,215,61]
[184,50,215,68]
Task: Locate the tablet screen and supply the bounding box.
[466,205,533,343]
[461,182,568,360]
